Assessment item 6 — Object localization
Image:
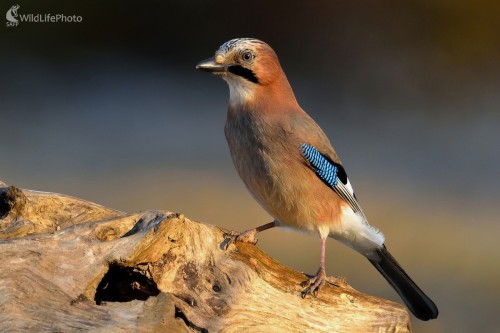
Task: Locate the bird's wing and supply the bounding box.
[300,143,367,220]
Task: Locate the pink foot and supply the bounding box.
[222,229,258,250]
[300,267,327,298]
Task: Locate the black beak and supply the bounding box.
[196,57,226,74]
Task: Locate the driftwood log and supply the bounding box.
[0,180,411,332]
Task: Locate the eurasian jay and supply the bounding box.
[196,38,438,321]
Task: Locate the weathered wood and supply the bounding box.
[0,181,411,332]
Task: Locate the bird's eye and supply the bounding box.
[242,51,253,62]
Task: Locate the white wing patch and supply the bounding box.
[334,177,368,221]
[345,178,354,195]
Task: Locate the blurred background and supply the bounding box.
[1,0,499,331]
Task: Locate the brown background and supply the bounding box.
[2,1,499,332]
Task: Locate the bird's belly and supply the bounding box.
[230,145,341,233]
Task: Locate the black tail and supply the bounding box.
[368,245,438,321]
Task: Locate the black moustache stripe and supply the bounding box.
[228,65,260,84]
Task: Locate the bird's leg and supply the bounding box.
[301,237,327,298]
[222,221,276,250]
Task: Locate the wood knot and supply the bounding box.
[0,186,27,219]
[94,262,160,305]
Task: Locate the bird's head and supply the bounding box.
[197,38,290,106]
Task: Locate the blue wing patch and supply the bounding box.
[300,144,338,187]
[300,143,368,220]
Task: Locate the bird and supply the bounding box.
[196,38,438,321]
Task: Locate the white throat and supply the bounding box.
[223,75,256,106]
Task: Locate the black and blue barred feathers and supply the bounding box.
[300,143,368,220]
[300,144,338,187]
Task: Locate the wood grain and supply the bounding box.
[0,181,411,332]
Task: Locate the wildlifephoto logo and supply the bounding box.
[6,4,83,27]
[5,4,19,26]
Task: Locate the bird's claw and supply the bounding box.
[300,268,326,298]
[222,229,258,250]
